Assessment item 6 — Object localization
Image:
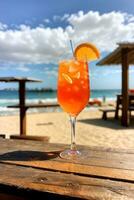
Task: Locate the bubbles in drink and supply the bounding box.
[73,72,80,79]
[66,87,71,92]
[58,59,90,116]
[80,80,85,85]
[82,84,88,89]
[73,85,80,92]
[69,98,75,103]
[84,72,89,79]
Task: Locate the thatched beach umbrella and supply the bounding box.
[97,43,134,126]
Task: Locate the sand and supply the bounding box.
[1,108,134,150]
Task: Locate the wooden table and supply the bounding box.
[115,93,134,120]
[0,139,134,199]
[8,102,59,140]
[0,77,41,136]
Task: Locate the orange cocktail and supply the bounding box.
[57,42,100,160]
[57,59,90,117]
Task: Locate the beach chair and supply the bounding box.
[99,107,116,120]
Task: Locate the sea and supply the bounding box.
[0,89,121,116]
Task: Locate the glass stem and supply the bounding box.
[70,116,77,151]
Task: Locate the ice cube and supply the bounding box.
[68,65,78,73]
[73,72,80,79]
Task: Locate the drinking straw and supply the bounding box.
[70,40,75,58]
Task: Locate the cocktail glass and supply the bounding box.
[57,59,90,159]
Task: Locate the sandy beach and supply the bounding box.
[1,108,134,150]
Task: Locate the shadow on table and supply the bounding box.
[78,117,134,130]
[0,150,61,161]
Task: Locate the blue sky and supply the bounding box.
[0,0,134,89]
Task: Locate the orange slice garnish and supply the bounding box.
[62,73,72,84]
[74,42,100,62]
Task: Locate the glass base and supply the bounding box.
[60,149,82,160]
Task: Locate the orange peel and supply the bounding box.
[74,42,100,62]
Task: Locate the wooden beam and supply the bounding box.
[121,48,129,126]
[19,81,26,135]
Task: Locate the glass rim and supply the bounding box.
[59,59,87,64]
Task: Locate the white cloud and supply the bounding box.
[66,11,134,51]
[0,11,134,64]
[61,14,70,21]
[53,14,69,22]
[43,19,50,24]
[44,68,58,77]
[53,15,61,22]
[0,22,8,30]
[0,26,69,64]
[0,62,30,71]
[16,65,30,72]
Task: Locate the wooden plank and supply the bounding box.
[115,95,122,119]
[10,135,50,142]
[129,49,134,64]
[99,107,116,112]
[118,43,134,48]
[99,107,116,120]
[4,159,134,182]
[8,102,59,109]
[115,94,134,119]
[0,140,134,182]
[96,47,121,65]
[0,163,134,199]
[19,81,26,135]
[0,77,41,82]
[121,48,129,126]
[97,43,134,66]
